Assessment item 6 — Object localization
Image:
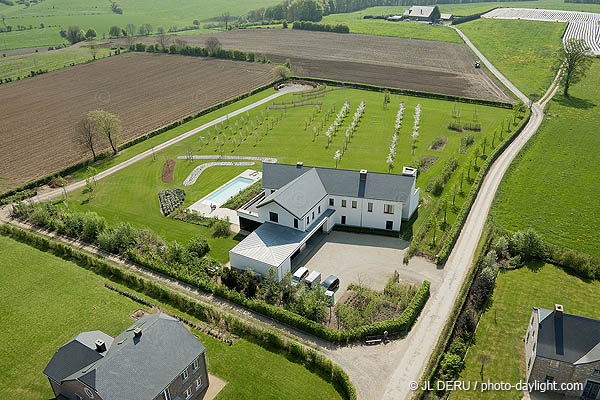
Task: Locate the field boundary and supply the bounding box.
[0,223,357,399]
[0,79,279,199]
[292,76,514,109]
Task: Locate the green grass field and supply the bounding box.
[0,43,111,80]
[491,61,600,259]
[455,262,600,399]
[63,86,512,261]
[459,18,566,99]
[0,0,282,50]
[0,234,343,400]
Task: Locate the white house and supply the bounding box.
[229,162,420,281]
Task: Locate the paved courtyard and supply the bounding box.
[294,230,444,302]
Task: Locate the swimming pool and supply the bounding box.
[204,176,254,205]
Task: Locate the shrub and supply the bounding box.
[510,228,545,260]
[213,218,231,237]
[187,234,210,258]
[62,212,85,238]
[97,228,119,253]
[440,353,462,376]
[448,336,467,357]
[81,212,106,243]
[158,188,185,216]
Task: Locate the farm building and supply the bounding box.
[525,305,600,398]
[230,162,420,280]
[440,13,454,21]
[43,313,209,400]
[402,5,441,22]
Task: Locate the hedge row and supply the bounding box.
[292,21,350,33]
[134,42,260,63]
[0,224,356,400]
[436,112,531,263]
[451,8,497,25]
[291,76,514,109]
[0,81,278,200]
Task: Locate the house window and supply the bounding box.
[269,212,278,223]
[294,218,298,228]
[318,206,321,213]
[195,377,203,390]
[341,200,347,208]
[386,221,393,230]
[185,387,193,400]
[549,360,559,370]
[351,200,357,209]
[162,387,172,400]
[312,211,315,219]
[193,357,199,371]
[329,198,334,206]
[526,332,529,343]
[341,216,346,225]
[76,395,83,400]
[545,376,554,383]
[181,367,189,382]
[368,202,373,212]
[384,204,394,214]
[306,217,310,225]
[84,387,95,399]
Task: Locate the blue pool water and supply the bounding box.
[205,177,254,205]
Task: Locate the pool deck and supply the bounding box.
[187,169,261,226]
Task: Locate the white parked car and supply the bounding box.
[291,267,309,286]
[304,271,321,288]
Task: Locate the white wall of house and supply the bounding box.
[403,182,420,221]
[257,202,296,229]
[327,195,403,231]
[299,196,329,231]
[229,252,289,281]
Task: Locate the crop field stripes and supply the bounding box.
[483,8,600,54]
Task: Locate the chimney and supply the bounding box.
[555,304,563,319]
[133,327,142,338]
[95,339,106,352]
[402,167,417,177]
[296,162,303,168]
[359,169,368,180]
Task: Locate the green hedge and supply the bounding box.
[221,180,263,210]
[292,21,350,33]
[291,76,514,109]
[0,223,356,400]
[436,111,531,263]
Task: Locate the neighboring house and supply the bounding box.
[440,13,454,21]
[402,5,441,22]
[525,304,600,399]
[44,313,209,400]
[230,162,419,280]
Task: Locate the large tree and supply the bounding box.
[287,0,324,22]
[156,26,169,51]
[88,110,121,154]
[66,26,85,44]
[109,25,122,38]
[75,117,100,161]
[221,11,231,30]
[205,37,221,55]
[125,23,136,48]
[138,23,152,36]
[556,38,592,97]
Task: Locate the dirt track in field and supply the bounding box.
[0,53,273,193]
[124,29,513,103]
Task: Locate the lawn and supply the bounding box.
[490,61,600,259]
[455,262,600,399]
[0,43,112,80]
[0,234,343,400]
[64,86,512,262]
[459,18,566,99]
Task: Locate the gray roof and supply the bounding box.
[257,168,327,219]
[44,313,206,400]
[404,6,435,17]
[231,209,334,267]
[261,163,415,204]
[535,307,600,365]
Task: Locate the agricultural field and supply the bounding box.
[128,29,513,103]
[62,86,513,262]
[0,233,344,400]
[455,262,600,399]
[459,18,566,99]
[490,61,600,259]
[0,52,274,193]
[0,42,112,80]
[0,0,282,50]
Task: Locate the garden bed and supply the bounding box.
[158,188,185,216]
[161,159,175,183]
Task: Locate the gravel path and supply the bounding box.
[30,85,308,203]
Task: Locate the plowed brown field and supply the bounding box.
[125,29,513,103]
[0,53,273,193]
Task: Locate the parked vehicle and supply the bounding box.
[321,275,340,292]
[325,290,335,306]
[305,271,321,287]
[475,60,481,68]
[291,267,309,286]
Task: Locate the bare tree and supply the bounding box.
[272,65,290,81]
[221,11,231,30]
[555,38,592,97]
[205,37,221,55]
[88,110,121,154]
[75,117,100,161]
[174,38,187,50]
[89,44,99,60]
[125,23,136,48]
[156,26,170,51]
[138,23,152,36]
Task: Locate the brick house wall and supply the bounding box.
[152,352,209,400]
[528,355,600,397]
[50,379,102,400]
[525,310,540,381]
